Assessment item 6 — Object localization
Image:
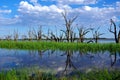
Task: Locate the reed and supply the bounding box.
[0,68,120,80]
[0,41,120,52]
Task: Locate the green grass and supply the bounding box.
[0,68,120,80]
[0,41,120,52]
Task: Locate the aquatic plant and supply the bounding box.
[0,68,120,80]
[0,41,120,52]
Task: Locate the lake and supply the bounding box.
[0,49,120,75]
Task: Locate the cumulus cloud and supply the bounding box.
[15,0,120,27]
[17,1,65,26]
[1,0,120,28]
[18,1,63,14]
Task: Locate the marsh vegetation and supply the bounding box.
[0,11,120,80]
[0,48,120,79]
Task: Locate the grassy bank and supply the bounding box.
[0,41,120,52]
[0,68,120,80]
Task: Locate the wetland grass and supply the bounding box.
[0,41,120,52]
[0,68,120,80]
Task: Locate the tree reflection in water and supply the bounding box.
[36,50,120,76]
[110,52,120,67]
[38,50,46,58]
[61,50,77,75]
[37,50,56,58]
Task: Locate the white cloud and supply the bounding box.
[17,1,65,26]
[0,9,11,14]
[18,1,63,13]
[0,16,20,26]
[30,0,38,3]
[1,0,120,29]
[15,1,120,27]
[0,9,19,26]
[83,6,92,11]
[57,0,97,5]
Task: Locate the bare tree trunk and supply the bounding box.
[28,29,32,41]
[37,26,42,41]
[61,10,78,42]
[22,35,27,41]
[78,27,90,43]
[5,35,12,41]
[109,19,119,43]
[13,29,19,41]
[91,27,104,43]
[118,31,120,43]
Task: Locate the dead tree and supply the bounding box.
[21,34,27,40]
[108,19,120,43]
[28,29,33,41]
[91,27,104,43]
[61,10,78,42]
[37,26,42,40]
[70,27,76,42]
[32,26,42,40]
[5,35,12,41]
[50,32,59,42]
[77,27,90,43]
[59,33,64,42]
[13,29,19,41]
[42,29,50,41]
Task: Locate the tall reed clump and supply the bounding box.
[0,41,120,52]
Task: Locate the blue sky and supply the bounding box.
[0,0,120,39]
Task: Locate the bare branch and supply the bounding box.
[70,15,78,24]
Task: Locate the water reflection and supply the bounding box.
[110,52,120,67]
[0,49,120,74]
[62,50,77,75]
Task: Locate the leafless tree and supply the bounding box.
[70,29,76,42]
[21,34,27,40]
[50,32,59,42]
[108,19,120,43]
[42,29,50,41]
[91,27,104,43]
[28,29,33,41]
[61,10,78,42]
[32,26,42,40]
[77,26,90,43]
[31,28,37,40]
[37,26,42,40]
[59,32,64,42]
[5,35,12,41]
[13,29,19,41]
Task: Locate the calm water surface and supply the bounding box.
[0,49,120,74]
